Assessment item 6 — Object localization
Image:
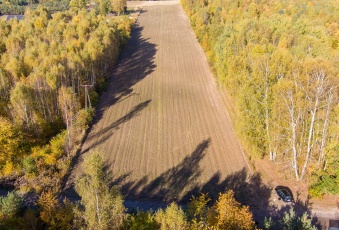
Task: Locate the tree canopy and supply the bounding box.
[181,0,339,196]
[0,6,134,192]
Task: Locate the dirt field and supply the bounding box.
[66,0,251,202]
[63,2,339,227]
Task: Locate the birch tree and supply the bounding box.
[275,60,337,181]
[57,86,80,156]
[75,151,125,229]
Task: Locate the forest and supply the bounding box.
[181,0,339,197]
[0,0,126,16]
[0,150,316,229]
[0,0,328,228]
[0,0,70,15]
[0,5,133,193]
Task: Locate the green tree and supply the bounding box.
[0,191,23,219]
[125,211,158,230]
[99,0,110,15]
[75,151,125,229]
[155,202,187,230]
[279,208,316,230]
[187,193,210,227]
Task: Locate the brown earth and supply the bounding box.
[254,157,339,228]
[65,1,338,227]
[66,0,250,203]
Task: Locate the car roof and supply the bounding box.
[275,187,292,195]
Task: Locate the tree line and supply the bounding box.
[0,0,70,15]
[0,6,134,193]
[0,151,316,229]
[0,0,126,17]
[181,0,339,197]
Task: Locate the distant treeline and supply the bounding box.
[181,0,339,197]
[0,0,127,16]
[0,6,134,192]
[0,0,70,15]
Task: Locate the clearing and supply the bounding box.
[64,1,338,227]
[66,0,250,202]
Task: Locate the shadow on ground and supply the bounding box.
[62,23,156,195]
[61,18,322,230]
[81,99,151,154]
[63,136,321,228]
[120,138,211,202]
[108,138,319,228]
[78,22,157,155]
[94,23,157,122]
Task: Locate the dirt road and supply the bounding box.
[67,0,250,202]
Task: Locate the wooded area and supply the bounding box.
[0,6,134,192]
[0,1,326,228]
[0,0,70,15]
[0,151,316,229]
[0,0,126,16]
[181,0,339,196]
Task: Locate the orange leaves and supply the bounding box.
[187,192,255,229]
[213,191,255,230]
[38,190,59,224]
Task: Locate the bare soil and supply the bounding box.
[66,0,250,203]
[254,158,339,228]
[64,1,338,228]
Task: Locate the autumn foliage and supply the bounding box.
[181,0,339,196]
[0,6,134,192]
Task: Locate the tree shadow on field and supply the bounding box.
[62,99,151,197]
[81,23,157,152]
[115,150,318,227]
[120,139,211,202]
[81,99,151,154]
[95,24,157,122]
[62,23,156,194]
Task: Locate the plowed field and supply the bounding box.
[67,1,250,202]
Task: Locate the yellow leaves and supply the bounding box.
[278,36,290,49]
[247,2,259,18]
[38,190,59,224]
[34,17,45,29]
[213,190,255,230]
[201,33,209,51]
[0,117,19,175]
[30,132,66,166]
[39,191,75,229]
[3,161,14,176]
[44,155,57,166]
[155,203,188,230]
[111,0,127,15]
[4,56,22,80]
[187,192,256,229]
[69,0,87,9]
[251,44,266,55]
